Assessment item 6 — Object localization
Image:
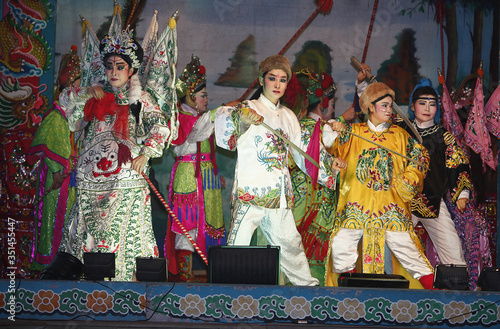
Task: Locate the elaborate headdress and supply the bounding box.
[359,82,395,114]
[99,29,143,71]
[408,78,440,124]
[175,55,206,99]
[283,68,336,118]
[79,2,179,145]
[57,45,81,91]
[259,55,292,80]
[301,68,336,109]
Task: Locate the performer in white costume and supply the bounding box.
[214,55,346,286]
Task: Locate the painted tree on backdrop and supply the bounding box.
[377,28,421,105]
[401,0,499,93]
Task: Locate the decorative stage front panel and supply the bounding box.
[1,280,500,327]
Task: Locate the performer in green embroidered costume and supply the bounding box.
[284,69,346,285]
[29,46,81,272]
[164,56,225,281]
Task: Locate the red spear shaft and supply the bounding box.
[141,172,208,265]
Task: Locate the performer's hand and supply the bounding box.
[456,198,468,213]
[50,172,64,190]
[132,155,148,174]
[220,175,226,189]
[340,106,356,122]
[240,106,263,125]
[329,121,345,133]
[331,157,347,172]
[356,64,372,83]
[87,86,105,100]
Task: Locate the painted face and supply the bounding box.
[187,87,208,113]
[369,95,393,126]
[105,55,133,89]
[260,69,288,104]
[412,94,437,124]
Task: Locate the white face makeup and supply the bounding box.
[261,69,288,105]
[412,95,438,124]
[105,55,133,89]
[369,95,393,126]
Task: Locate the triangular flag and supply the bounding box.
[464,77,496,171]
[440,74,467,151]
[485,84,500,139]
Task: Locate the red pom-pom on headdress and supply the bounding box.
[284,72,307,113]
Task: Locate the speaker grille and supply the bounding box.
[208,245,280,285]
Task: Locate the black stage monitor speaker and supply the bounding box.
[477,267,500,291]
[39,251,84,280]
[136,257,167,282]
[434,264,469,290]
[338,273,410,289]
[208,245,280,285]
[84,252,115,281]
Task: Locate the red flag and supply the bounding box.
[464,78,496,171]
[485,84,500,139]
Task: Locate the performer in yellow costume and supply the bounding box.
[325,82,435,289]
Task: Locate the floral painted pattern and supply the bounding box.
[2,281,500,327]
[33,290,60,313]
[87,290,113,313]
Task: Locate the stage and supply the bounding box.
[1,279,500,328]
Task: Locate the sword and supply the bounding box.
[350,56,423,144]
[260,121,321,169]
[345,130,429,171]
[238,104,321,169]
[317,118,429,171]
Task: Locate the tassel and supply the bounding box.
[84,92,117,122]
[284,72,307,116]
[317,0,333,14]
[117,142,132,166]
[195,142,201,178]
[114,105,130,140]
[209,135,218,176]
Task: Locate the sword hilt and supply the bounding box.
[350,56,376,83]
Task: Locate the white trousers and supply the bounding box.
[412,198,466,266]
[228,203,319,286]
[330,228,434,280]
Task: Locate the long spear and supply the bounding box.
[238,0,333,101]
[141,172,208,265]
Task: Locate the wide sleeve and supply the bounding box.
[288,112,338,189]
[443,130,473,202]
[184,112,213,144]
[322,119,341,148]
[58,86,93,132]
[29,109,72,173]
[214,102,252,151]
[137,92,171,159]
[392,136,430,203]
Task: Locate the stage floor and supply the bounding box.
[1,279,500,328]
